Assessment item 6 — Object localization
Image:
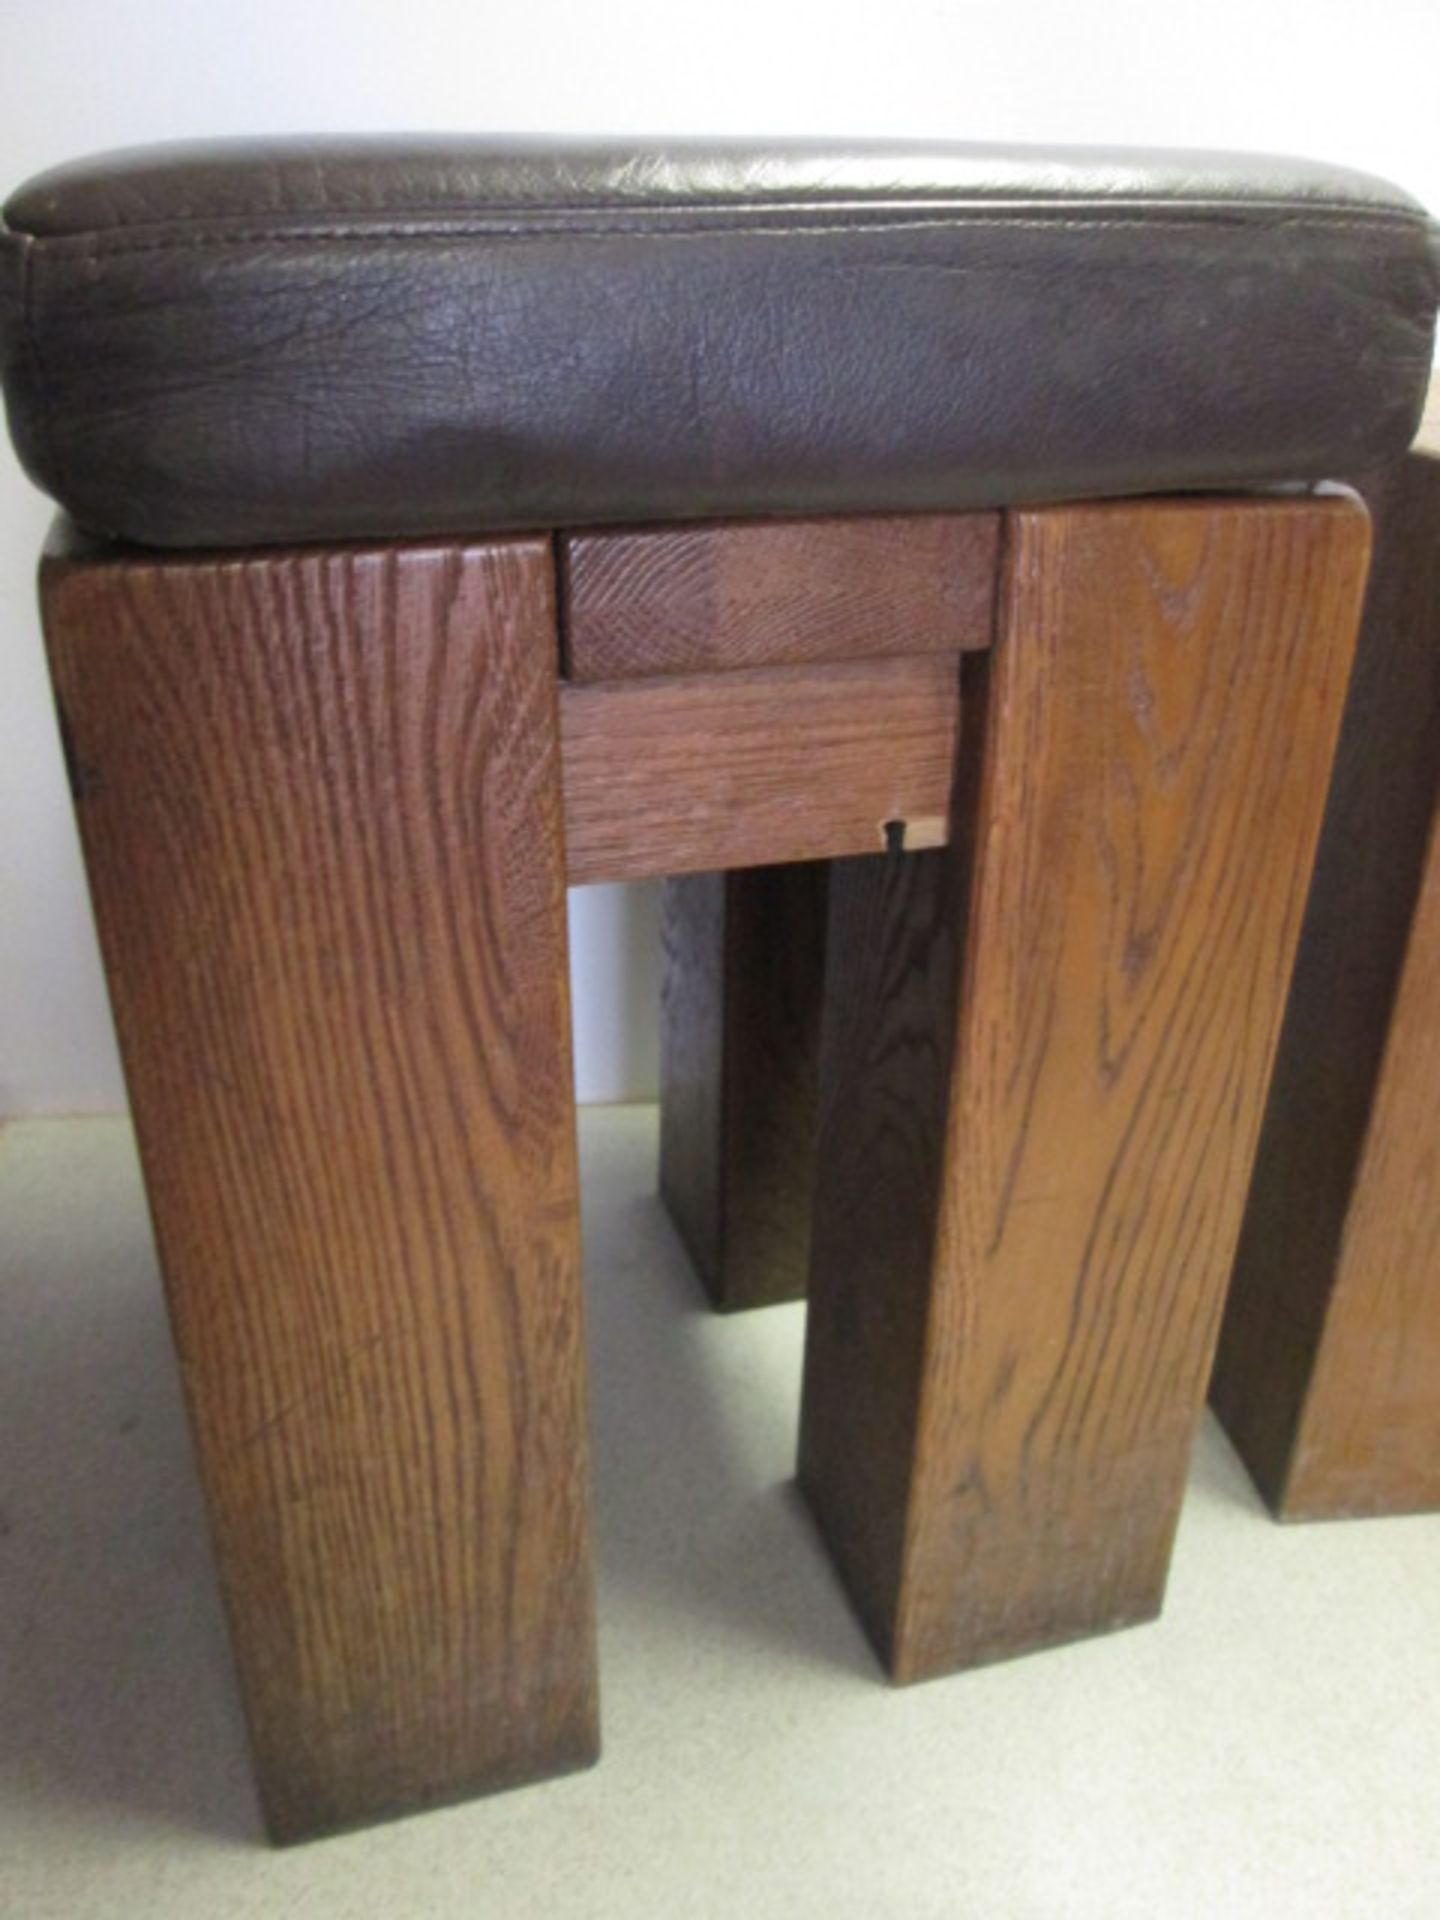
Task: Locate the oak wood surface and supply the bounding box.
[1281,792,1440,1515]
[1212,449,1440,1516]
[799,497,1370,1681]
[42,532,598,1841]
[560,654,962,885]
[658,872,727,1289]
[561,511,999,682]
[659,864,828,1310]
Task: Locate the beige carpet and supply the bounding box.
[2,1108,1438,1917]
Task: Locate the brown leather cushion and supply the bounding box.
[2,136,1436,549]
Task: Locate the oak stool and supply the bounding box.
[3,138,1436,1843]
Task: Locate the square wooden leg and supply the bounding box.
[42,532,599,1841]
[1259,791,1440,1516]
[799,497,1371,1680]
[1213,448,1440,1517]
[659,863,827,1310]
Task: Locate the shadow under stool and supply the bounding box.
[2,135,1436,1842]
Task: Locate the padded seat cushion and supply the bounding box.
[2,136,1437,549]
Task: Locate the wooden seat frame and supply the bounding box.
[42,491,1369,1841]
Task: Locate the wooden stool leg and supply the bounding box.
[1267,793,1440,1515]
[659,863,827,1310]
[799,497,1370,1682]
[42,533,598,1841]
[1212,449,1440,1517]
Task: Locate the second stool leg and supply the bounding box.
[1212,449,1440,1517]
[1234,789,1440,1517]
[659,863,828,1309]
[43,534,598,1840]
[799,497,1370,1681]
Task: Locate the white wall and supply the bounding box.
[2,0,1437,1113]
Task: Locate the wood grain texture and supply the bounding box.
[41,530,597,1841]
[560,654,962,885]
[561,511,999,681]
[1213,449,1440,1516]
[799,497,1370,1682]
[659,864,828,1311]
[1281,794,1440,1515]
[798,842,965,1656]
[658,872,727,1289]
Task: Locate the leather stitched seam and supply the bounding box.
[9,186,1430,234]
[21,208,1434,262]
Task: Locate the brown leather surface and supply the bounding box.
[2,136,1437,548]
